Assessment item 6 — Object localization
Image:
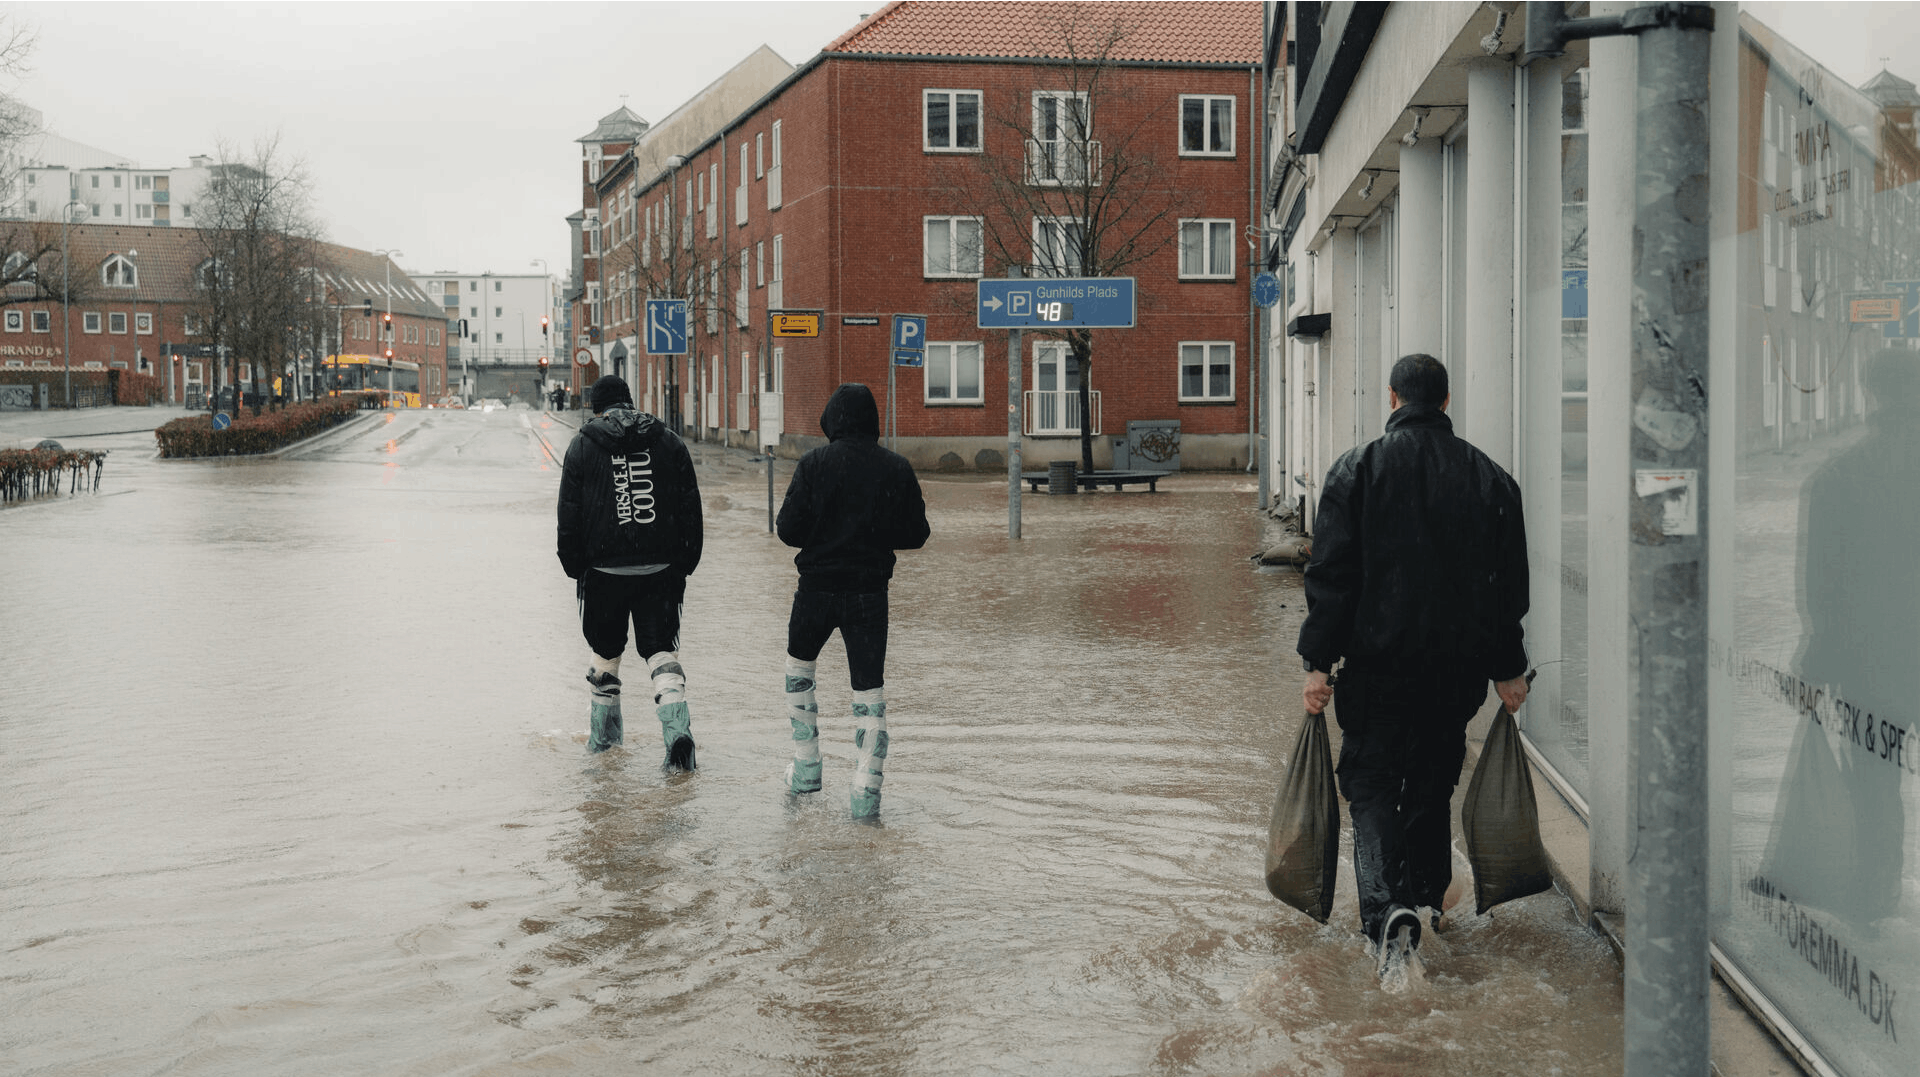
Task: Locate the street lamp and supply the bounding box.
[126,247,138,403]
[59,197,87,408]
[376,248,403,401]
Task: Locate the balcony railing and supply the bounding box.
[1026,139,1102,187]
[1024,389,1101,437]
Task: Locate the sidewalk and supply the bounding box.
[1505,714,1806,1077]
[0,403,192,447]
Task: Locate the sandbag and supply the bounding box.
[1265,708,1340,923]
[1462,702,1554,915]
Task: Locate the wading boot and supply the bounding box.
[649,650,695,771]
[585,656,622,753]
[850,688,887,819]
[784,656,822,793]
[1376,904,1422,981]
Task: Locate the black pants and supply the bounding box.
[786,590,888,691]
[578,572,685,661]
[1332,660,1488,942]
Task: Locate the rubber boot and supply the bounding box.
[649,650,695,770]
[586,655,622,753]
[784,656,822,793]
[850,688,887,818]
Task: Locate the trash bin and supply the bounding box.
[1048,460,1078,494]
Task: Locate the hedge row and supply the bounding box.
[0,368,165,405]
[0,446,106,503]
[155,398,359,458]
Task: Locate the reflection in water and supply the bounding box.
[0,416,1625,1075]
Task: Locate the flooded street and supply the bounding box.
[4,408,1623,1075]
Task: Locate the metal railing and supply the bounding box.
[1023,389,1100,437]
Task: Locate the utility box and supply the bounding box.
[1125,420,1181,471]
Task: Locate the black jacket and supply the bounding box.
[556,407,702,579]
[1297,404,1529,681]
[776,384,930,592]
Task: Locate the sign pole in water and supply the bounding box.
[889,315,925,451]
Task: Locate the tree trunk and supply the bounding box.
[1074,332,1095,473]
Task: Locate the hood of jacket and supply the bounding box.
[582,406,659,451]
[819,383,880,442]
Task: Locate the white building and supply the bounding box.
[410,270,563,396]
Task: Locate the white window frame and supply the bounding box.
[108,312,128,334]
[737,249,750,327]
[1031,216,1086,277]
[770,234,784,309]
[737,144,750,227]
[924,341,984,404]
[135,312,152,334]
[767,120,783,210]
[1178,218,1236,280]
[31,309,49,333]
[924,89,983,153]
[83,312,102,334]
[1028,339,1091,435]
[1179,94,1235,156]
[755,132,764,178]
[1029,90,1096,186]
[101,254,137,288]
[755,241,765,288]
[770,345,785,393]
[924,215,984,278]
[3,309,21,332]
[1178,341,1235,402]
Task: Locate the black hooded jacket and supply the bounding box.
[556,407,702,579]
[1297,404,1529,681]
[776,384,930,592]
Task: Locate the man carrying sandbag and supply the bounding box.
[1296,353,1531,971]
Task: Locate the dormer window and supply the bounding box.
[102,254,137,288]
[195,258,230,290]
[5,251,37,282]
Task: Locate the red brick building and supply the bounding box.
[575,1,1263,469]
[0,223,448,406]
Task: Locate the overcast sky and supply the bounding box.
[1,2,1914,289]
[0,1,873,282]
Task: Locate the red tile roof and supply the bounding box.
[825,1,1261,65]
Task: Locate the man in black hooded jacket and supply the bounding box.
[557,374,703,767]
[1297,353,1530,972]
[776,383,929,817]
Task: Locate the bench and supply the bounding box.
[1021,469,1172,493]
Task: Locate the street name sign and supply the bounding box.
[645,298,688,356]
[977,277,1136,329]
[772,310,822,337]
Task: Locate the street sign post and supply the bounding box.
[977,277,1136,329]
[887,314,927,448]
[645,298,688,355]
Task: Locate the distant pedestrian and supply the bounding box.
[1296,353,1530,976]
[556,374,704,767]
[776,383,930,817]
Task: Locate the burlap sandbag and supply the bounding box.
[1462,704,1554,915]
[1264,708,1340,923]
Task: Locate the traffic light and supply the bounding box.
[540,315,550,338]
[538,355,549,371]
[384,346,393,366]
[363,299,372,318]
[382,311,393,339]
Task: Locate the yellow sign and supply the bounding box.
[771,312,821,338]
[1849,295,1902,324]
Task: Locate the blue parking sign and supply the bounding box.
[892,314,926,352]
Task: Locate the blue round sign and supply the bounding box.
[1253,272,1283,309]
[213,412,232,430]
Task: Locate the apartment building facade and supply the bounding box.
[573,2,1262,470]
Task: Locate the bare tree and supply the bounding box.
[189,136,323,413]
[948,9,1197,471]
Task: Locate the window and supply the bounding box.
[771,345,784,392]
[1179,342,1234,401]
[1178,219,1235,279]
[24,200,33,214]
[737,144,750,227]
[113,174,121,188]
[494,281,502,292]
[90,175,99,189]
[108,312,127,333]
[83,312,101,333]
[136,204,153,220]
[768,120,783,210]
[925,342,983,403]
[4,251,34,281]
[756,241,765,287]
[494,306,502,318]
[31,309,48,332]
[181,203,191,218]
[924,216,984,277]
[1180,95,1234,155]
[1030,91,1095,185]
[470,280,478,292]
[737,249,749,326]
[1032,217,1085,277]
[770,235,784,308]
[102,254,137,288]
[494,332,504,344]
[1029,340,1089,434]
[90,204,100,217]
[925,90,982,152]
[755,132,764,178]
[135,312,152,334]
[184,313,203,335]
[137,175,152,190]
[3,310,20,332]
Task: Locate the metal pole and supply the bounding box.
[1624,7,1714,1076]
[1006,326,1022,540]
[61,203,71,408]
